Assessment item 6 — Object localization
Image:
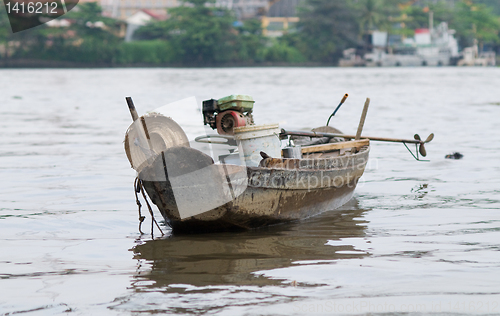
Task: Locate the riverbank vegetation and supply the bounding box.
[1,0,499,66]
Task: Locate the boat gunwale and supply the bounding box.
[254,144,370,171]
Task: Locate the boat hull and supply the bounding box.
[140,146,369,233]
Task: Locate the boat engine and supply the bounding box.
[202,95,254,135]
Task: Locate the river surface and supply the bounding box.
[1,67,499,315]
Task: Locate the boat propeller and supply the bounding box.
[413,133,434,157]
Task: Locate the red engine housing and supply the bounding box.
[216,110,247,135]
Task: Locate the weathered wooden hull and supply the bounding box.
[140,145,369,233]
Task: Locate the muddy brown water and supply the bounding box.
[1,68,500,315]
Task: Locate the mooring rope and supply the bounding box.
[134,177,164,237]
[134,177,146,234]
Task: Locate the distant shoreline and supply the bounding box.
[2,58,498,69]
[0,58,330,68]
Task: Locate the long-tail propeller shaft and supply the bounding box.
[280,129,435,161]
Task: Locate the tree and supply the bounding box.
[451,1,500,49]
[0,9,51,60]
[356,0,403,33]
[0,7,11,59]
[475,0,500,15]
[295,0,359,63]
[0,2,123,63]
[396,1,454,32]
[234,18,267,62]
[58,3,122,63]
[136,0,239,64]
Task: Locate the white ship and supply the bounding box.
[340,21,462,67]
[365,22,459,67]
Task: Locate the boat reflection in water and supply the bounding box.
[130,199,370,289]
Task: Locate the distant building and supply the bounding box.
[86,0,303,21]
[268,0,301,17]
[215,0,268,19]
[215,0,300,19]
[87,0,302,37]
[125,9,167,41]
[99,0,180,19]
[263,0,301,36]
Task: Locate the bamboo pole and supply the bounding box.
[126,96,153,150]
[355,98,370,140]
[126,97,139,122]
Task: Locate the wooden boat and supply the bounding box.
[124,95,432,233]
[138,137,369,233]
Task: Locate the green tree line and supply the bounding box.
[0,0,499,66]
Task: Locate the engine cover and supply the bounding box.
[216,110,247,135]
